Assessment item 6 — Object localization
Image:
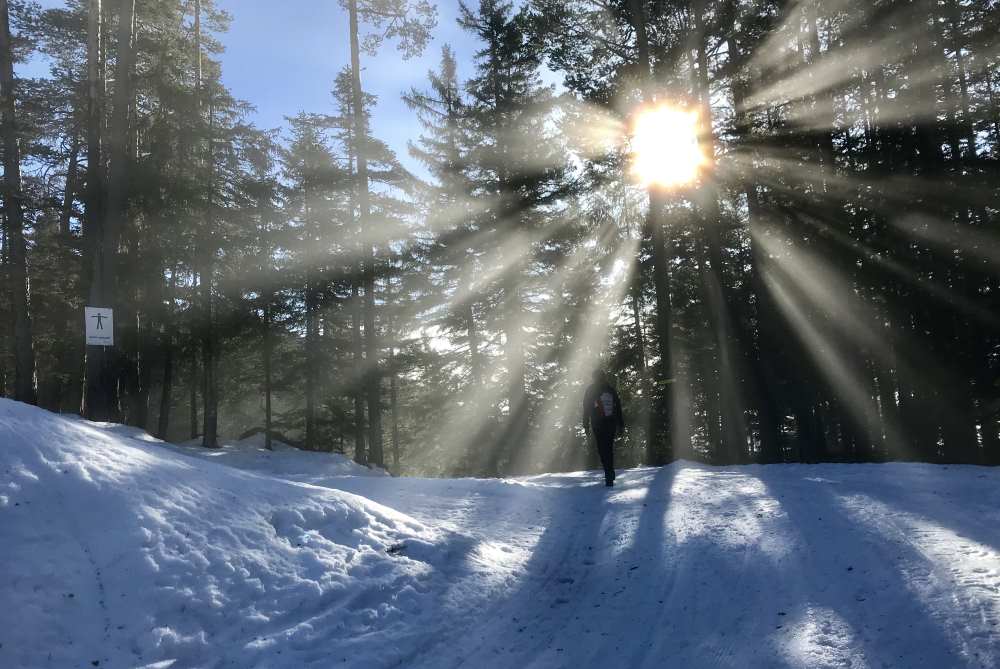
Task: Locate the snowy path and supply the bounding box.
[329,465,1000,669]
[3,400,1000,668]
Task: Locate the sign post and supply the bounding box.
[85,307,114,346]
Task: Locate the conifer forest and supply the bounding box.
[2,0,999,476]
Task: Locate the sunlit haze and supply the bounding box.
[4,0,1000,665]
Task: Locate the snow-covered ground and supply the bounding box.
[3,398,1000,668]
[165,431,388,481]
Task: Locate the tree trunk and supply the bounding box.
[693,0,745,464]
[188,341,198,440]
[348,0,382,467]
[805,1,836,174]
[194,0,218,448]
[629,0,675,464]
[647,197,675,463]
[351,278,366,464]
[304,271,318,451]
[102,0,135,399]
[82,0,106,418]
[945,0,977,160]
[85,0,134,421]
[156,267,177,440]
[390,349,400,475]
[0,0,36,405]
[467,300,483,388]
[263,301,273,450]
[630,260,653,455]
[134,294,154,429]
[60,134,80,238]
[501,267,527,473]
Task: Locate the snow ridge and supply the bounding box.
[4,399,1000,668]
[0,399,463,668]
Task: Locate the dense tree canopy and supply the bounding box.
[1,0,998,474]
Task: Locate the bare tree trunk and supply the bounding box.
[630,264,653,451]
[348,0,382,467]
[304,274,318,451]
[692,0,745,463]
[628,0,675,464]
[390,342,400,474]
[501,268,527,473]
[85,0,134,421]
[805,1,836,174]
[134,300,154,429]
[189,269,199,441]
[352,278,366,464]
[193,0,218,448]
[263,302,273,450]
[945,0,977,159]
[82,0,106,418]
[467,301,483,388]
[101,0,134,404]
[156,266,178,439]
[988,71,1000,146]
[60,134,80,237]
[188,340,198,440]
[157,333,174,439]
[0,0,36,405]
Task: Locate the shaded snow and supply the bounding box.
[166,432,387,482]
[3,398,1000,668]
[0,400,462,668]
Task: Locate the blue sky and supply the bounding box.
[214,0,477,172]
[28,0,483,175]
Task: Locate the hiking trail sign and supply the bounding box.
[85,307,114,346]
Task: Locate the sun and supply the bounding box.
[629,105,708,189]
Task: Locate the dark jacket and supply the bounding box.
[583,383,625,433]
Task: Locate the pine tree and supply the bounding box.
[0,0,37,405]
[341,0,435,468]
[460,0,567,474]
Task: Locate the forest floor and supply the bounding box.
[3,398,1000,668]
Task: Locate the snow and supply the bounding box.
[165,431,388,481]
[3,398,1000,668]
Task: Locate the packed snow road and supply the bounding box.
[332,465,1000,669]
[3,399,1000,668]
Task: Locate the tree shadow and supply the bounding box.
[754,465,986,668]
[402,467,635,668]
[367,462,991,668]
[800,463,1000,555]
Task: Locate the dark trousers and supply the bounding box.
[593,424,615,483]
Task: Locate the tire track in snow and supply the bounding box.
[448,480,612,667]
[320,462,1000,669]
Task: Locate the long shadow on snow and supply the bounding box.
[798,463,1000,555]
[600,464,679,668]
[394,462,980,669]
[401,468,627,669]
[609,463,965,669]
[620,463,802,669]
[755,466,976,669]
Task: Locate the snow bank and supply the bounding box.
[167,432,388,483]
[5,398,1000,669]
[0,399,462,669]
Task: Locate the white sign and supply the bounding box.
[85,307,114,346]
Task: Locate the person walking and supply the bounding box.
[583,369,625,487]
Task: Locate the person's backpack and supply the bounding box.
[594,389,615,419]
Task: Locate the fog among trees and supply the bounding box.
[2,0,998,475]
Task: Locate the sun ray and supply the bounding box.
[511,231,642,473]
[414,210,629,474]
